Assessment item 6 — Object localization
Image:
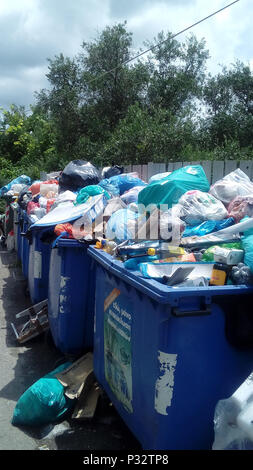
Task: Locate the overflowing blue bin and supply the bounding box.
[20,211,31,280]
[17,208,23,261]
[28,226,52,304]
[47,238,96,355]
[88,246,253,450]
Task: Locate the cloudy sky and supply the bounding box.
[0,0,252,111]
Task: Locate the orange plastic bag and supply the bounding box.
[54,223,73,238]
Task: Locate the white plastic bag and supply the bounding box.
[209,169,253,206]
[177,190,228,225]
[149,171,171,183]
[212,372,253,450]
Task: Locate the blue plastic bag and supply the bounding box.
[100,174,146,197]
[138,165,210,209]
[182,217,235,238]
[0,175,31,197]
[106,209,139,241]
[12,362,75,427]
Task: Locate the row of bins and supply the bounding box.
[15,207,253,449]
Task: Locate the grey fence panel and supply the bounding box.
[124,165,132,174]
[147,162,154,181]
[121,160,253,183]
[201,161,212,183]
[238,161,253,179]
[133,165,142,177]
[141,165,148,182]
[167,162,174,172]
[172,162,182,170]
[212,161,225,184]
[224,160,238,176]
[158,163,167,173]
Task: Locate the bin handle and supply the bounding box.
[171,305,211,317]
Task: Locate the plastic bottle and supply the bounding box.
[95,239,117,254]
[147,246,186,258]
[209,263,231,286]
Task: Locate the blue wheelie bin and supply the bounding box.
[20,210,31,280]
[47,238,96,356]
[17,208,24,261]
[88,246,253,450]
[28,226,53,304]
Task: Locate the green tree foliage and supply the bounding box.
[0,22,253,188]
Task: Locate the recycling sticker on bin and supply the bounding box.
[103,284,133,413]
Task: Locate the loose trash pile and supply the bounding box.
[2,163,253,288]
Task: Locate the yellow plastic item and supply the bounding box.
[95,241,103,249]
[147,248,156,256]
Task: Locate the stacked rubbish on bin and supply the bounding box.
[85,165,253,451]
[3,161,253,449]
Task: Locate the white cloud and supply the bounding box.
[0,0,251,109]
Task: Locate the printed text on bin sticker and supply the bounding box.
[34,251,42,279]
[155,351,177,415]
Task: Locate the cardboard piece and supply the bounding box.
[71,379,101,420]
[56,352,94,399]
[11,300,49,344]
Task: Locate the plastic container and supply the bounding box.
[47,239,96,355]
[28,226,53,304]
[88,246,253,450]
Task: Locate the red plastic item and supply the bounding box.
[46,199,56,213]
[54,223,74,238]
[27,201,40,215]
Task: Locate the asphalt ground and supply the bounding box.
[0,248,141,452]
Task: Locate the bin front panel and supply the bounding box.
[93,262,253,450]
[28,229,51,304]
[48,242,95,354]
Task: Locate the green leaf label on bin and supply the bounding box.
[103,284,133,413]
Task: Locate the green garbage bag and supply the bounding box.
[138,165,210,209]
[12,362,76,427]
[201,242,243,261]
[75,184,111,205]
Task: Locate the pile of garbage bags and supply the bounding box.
[3,161,253,289]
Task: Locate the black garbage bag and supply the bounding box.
[101,165,124,180]
[59,160,100,192]
[17,186,32,210]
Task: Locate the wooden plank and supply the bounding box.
[181,161,192,168]
[212,160,225,184]
[132,165,142,178]
[224,160,238,176]
[124,165,132,174]
[173,162,183,170]
[147,162,154,181]
[238,160,253,179]
[201,161,212,184]
[151,163,162,179]
[158,163,166,173]
[141,164,148,182]
[167,162,174,172]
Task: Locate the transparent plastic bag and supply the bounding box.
[228,195,253,223]
[178,190,228,225]
[106,209,140,241]
[209,169,253,206]
[212,372,253,450]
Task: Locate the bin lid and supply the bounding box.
[87,246,253,304]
